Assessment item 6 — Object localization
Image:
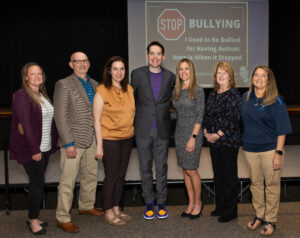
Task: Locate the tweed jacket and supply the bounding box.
[53,73,99,148]
[130,66,175,140]
[9,89,58,164]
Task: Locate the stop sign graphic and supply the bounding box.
[158,9,185,40]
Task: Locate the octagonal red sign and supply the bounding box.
[157,9,185,40]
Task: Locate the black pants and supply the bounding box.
[102,137,133,210]
[23,151,50,219]
[209,146,239,219]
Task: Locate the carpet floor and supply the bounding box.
[1,202,300,238]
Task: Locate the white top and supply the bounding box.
[40,95,54,152]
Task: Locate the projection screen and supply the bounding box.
[128,0,268,87]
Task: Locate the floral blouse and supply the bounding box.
[202,87,241,148]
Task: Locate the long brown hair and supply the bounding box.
[21,62,51,106]
[173,58,197,101]
[102,56,128,92]
[246,65,278,105]
[213,62,235,91]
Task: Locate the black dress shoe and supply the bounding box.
[218,216,237,223]
[27,220,48,228]
[181,211,190,217]
[210,210,222,217]
[189,204,204,219]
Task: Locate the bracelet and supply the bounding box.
[216,131,222,137]
[275,150,283,155]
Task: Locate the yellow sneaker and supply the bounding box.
[144,201,155,220]
[157,204,168,219]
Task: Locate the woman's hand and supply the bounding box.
[210,133,220,142]
[273,153,282,170]
[186,137,196,153]
[205,133,219,143]
[32,152,42,161]
[96,145,104,160]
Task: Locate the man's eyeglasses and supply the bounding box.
[71,59,89,64]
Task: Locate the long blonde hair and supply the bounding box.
[213,62,235,91]
[246,65,278,106]
[173,58,197,101]
[21,62,52,106]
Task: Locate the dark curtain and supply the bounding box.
[0,0,128,106]
[0,0,299,107]
[269,0,299,104]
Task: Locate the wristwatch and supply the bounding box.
[275,150,283,155]
[192,134,197,138]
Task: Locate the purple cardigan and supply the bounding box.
[9,89,58,164]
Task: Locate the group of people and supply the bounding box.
[9,41,292,236]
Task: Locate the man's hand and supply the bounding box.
[65,146,77,158]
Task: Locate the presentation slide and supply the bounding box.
[128,0,268,87]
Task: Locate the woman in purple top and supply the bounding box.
[9,62,58,235]
[202,62,241,223]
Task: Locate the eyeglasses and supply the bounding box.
[71,59,89,64]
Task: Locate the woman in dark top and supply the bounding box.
[10,62,58,235]
[242,65,292,236]
[202,62,241,223]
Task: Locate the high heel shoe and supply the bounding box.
[26,221,46,235]
[189,203,204,219]
[26,220,48,228]
[181,211,190,217]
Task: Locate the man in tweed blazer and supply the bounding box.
[54,52,104,233]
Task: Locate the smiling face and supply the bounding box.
[252,67,268,91]
[216,67,230,88]
[25,65,44,91]
[179,61,191,83]
[146,45,165,68]
[69,52,90,77]
[110,61,125,84]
